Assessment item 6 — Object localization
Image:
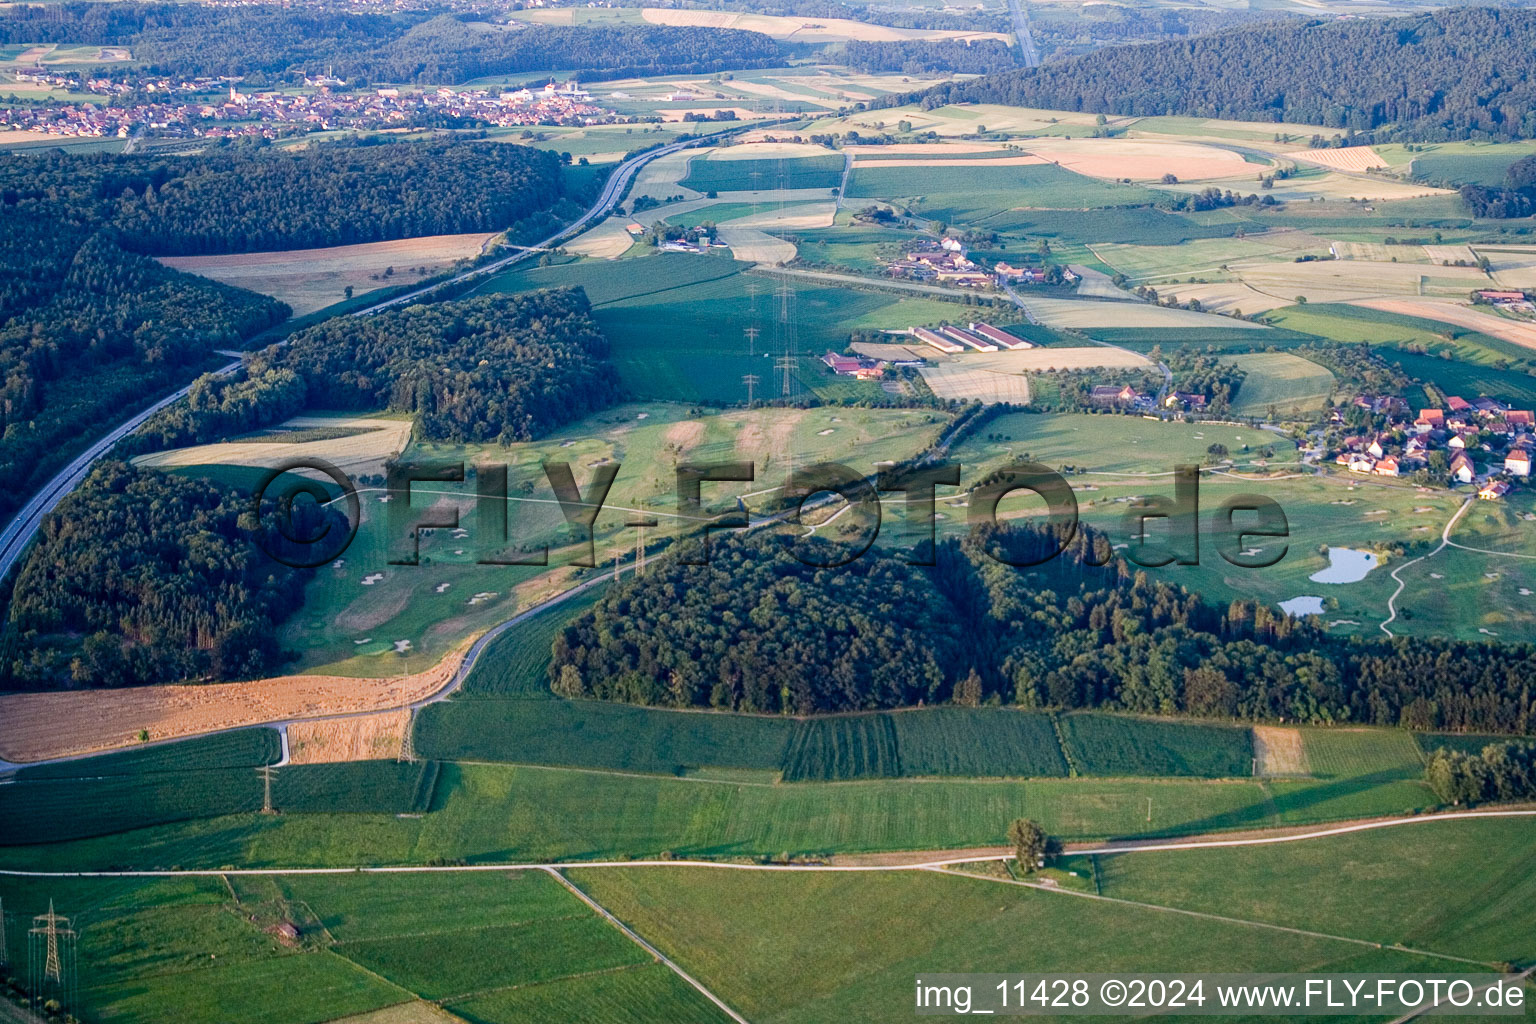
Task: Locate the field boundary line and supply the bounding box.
[327,912,591,946]
[541,866,752,1024]
[926,867,1500,968]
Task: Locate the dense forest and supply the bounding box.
[0,137,569,523]
[897,7,1536,142]
[552,523,1536,735]
[0,461,335,689]
[0,151,288,525]
[114,140,564,255]
[130,289,620,449]
[0,4,782,84]
[840,39,1018,75]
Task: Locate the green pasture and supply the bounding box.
[570,864,1475,1024]
[947,411,1293,478]
[1267,302,1536,370]
[845,162,1160,219]
[1388,140,1536,186]
[1094,814,1536,966]
[680,153,845,193]
[1093,235,1331,281]
[1224,351,1336,416]
[272,401,943,671]
[982,206,1254,246]
[1388,349,1536,406]
[0,758,1445,872]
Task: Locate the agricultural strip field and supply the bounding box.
[1223,351,1337,416]
[0,759,437,843]
[679,153,845,193]
[0,758,1443,870]
[1057,714,1253,778]
[568,851,1509,1024]
[1015,295,1269,331]
[159,233,495,316]
[1298,727,1427,780]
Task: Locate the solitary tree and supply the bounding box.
[1008,818,1048,874]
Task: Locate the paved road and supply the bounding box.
[1008,0,1042,68]
[0,127,757,593]
[359,130,751,315]
[0,359,242,583]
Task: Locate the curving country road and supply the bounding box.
[0,126,756,592]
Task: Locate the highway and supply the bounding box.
[1008,0,1042,68]
[0,358,242,583]
[0,126,755,588]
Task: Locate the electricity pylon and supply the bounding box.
[28,901,76,1014]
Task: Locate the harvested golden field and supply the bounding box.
[1351,298,1536,352]
[639,7,1010,42]
[0,646,465,763]
[566,217,636,259]
[919,363,1031,404]
[1155,280,1292,315]
[1288,146,1387,172]
[1025,138,1255,181]
[132,415,412,478]
[1254,172,1451,202]
[158,232,496,316]
[843,142,1005,156]
[711,140,834,159]
[287,710,410,764]
[322,1002,467,1024]
[717,225,796,265]
[1235,260,1487,304]
[1018,296,1268,330]
[1253,726,1308,776]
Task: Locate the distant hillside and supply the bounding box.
[899,7,1536,142]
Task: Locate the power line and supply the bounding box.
[742,373,759,406]
[0,896,8,970]
[743,325,760,356]
[399,710,417,764]
[259,763,276,814]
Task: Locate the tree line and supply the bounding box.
[0,137,570,523]
[888,8,1536,142]
[131,289,620,449]
[839,40,1018,76]
[550,521,1536,736]
[1458,154,1536,219]
[1425,742,1536,806]
[0,4,783,84]
[0,461,339,690]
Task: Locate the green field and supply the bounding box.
[0,869,728,1024]
[1390,140,1536,186]
[457,588,607,699]
[982,206,1253,246]
[0,759,1445,872]
[1224,351,1337,417]
[1,760,437,844]
[1388,349,1536,406]
[475,252,985,403]
[1298,726,1427,780]
[1058,714,1254,778]
[948,411,1292,478]
[1266,302,1536,369]
[418,699,793,775]
[13,728,278,779]
[1093,815,1536,966]
[680,153,845,192]
[845,162,1160,216]
[569,859,1493,1024]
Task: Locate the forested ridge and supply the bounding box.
[0,461,336,689]
[0,137,568,524]
[899,7,1536,142]
[552,524,1536,735]
[115,140,564,255]
[0,4,782,84]
[129,289,620,450]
